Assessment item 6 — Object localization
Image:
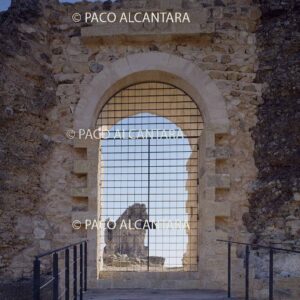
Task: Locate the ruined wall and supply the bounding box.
[2,0,298,297]
[56,0,261,288]
[244,0,300,247]
[0,0,58,281]
[0,0,263,284]
[242,1,300,298]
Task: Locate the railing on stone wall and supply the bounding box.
[33,240,88,300]
[217,239,300,300]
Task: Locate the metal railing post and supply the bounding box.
[32,240,88,300]
[228,241,231,298]
[84,241,87,292]
[53,253,59,300]
[65,248,70,300]
[80,243,83,300]
[269,248,274,300]
[217,239,300,300]
[245,245,250,300]
[33,257,41,300]
[73,245,77,300]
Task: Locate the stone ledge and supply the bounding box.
[71,187,89,197]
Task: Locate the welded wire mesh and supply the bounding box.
[98,82,203,272]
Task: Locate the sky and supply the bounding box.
[0,0,10,11]
[101,113,191,267]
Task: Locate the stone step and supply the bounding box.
[83,288,240,300]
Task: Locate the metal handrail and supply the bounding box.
[33,240,88,300]
[35,240,87,259]
[217,239,300,300]
[217,239,300,254]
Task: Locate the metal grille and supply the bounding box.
[98,82,203,272]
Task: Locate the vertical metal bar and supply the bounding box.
[80,244,83,300]
[65,248,69,300]
[33,257,40,300]
[269,248,274,300]
[228,242,231,298]
[245,245,250,300]
[53,253,59,300]
[147,138,150,272]
[73,245,77,300]
[84,241,87,291]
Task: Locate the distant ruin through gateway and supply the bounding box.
[97,82,203,273]
[73,52,230,289]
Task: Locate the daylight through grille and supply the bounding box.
[97,82,203,272]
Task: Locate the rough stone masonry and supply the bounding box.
[0,0,299,299]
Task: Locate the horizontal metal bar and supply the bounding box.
[102,107,200,113]
[102,185,197,188]
[98,120,202,125]
[217,240,300,254]
[121,86,185,91]
[104,129,200,134]
[101,146,198,149]
[101,150,194,154]
[120,86,185,91]
[103,103,197,108]
[103,172,198,175]
[109,93,188,98]
[35,240,88,259]
[101,179,198,182]
[102,165,197,168]
[101,192,197,195]
[102,157,198,162]
[102,137,200,141]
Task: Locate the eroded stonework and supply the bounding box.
[104,203,148,259]
[0,0,299,299]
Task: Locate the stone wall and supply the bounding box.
[1,0,298,298]
[244,0,300,247]
[243,1,300,298]
[0,0,57,280]
[0,0,261,282]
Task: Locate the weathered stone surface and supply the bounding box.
[244,0,300,246]
[89,61,104,73]
[0,0,298,298]
[104,203,148,259]
[0,0,57,283]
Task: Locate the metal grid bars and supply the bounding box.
[97,82,203,272]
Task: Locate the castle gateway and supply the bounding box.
[0,1,299,299]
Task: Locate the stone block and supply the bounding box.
[71,187,88,198]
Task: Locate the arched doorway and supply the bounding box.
[97,82,203,275]
[73,52,230,289]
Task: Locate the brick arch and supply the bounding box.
[74,52,229,131]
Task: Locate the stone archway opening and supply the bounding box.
[73,52,230,289]
[96,82,203,275]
